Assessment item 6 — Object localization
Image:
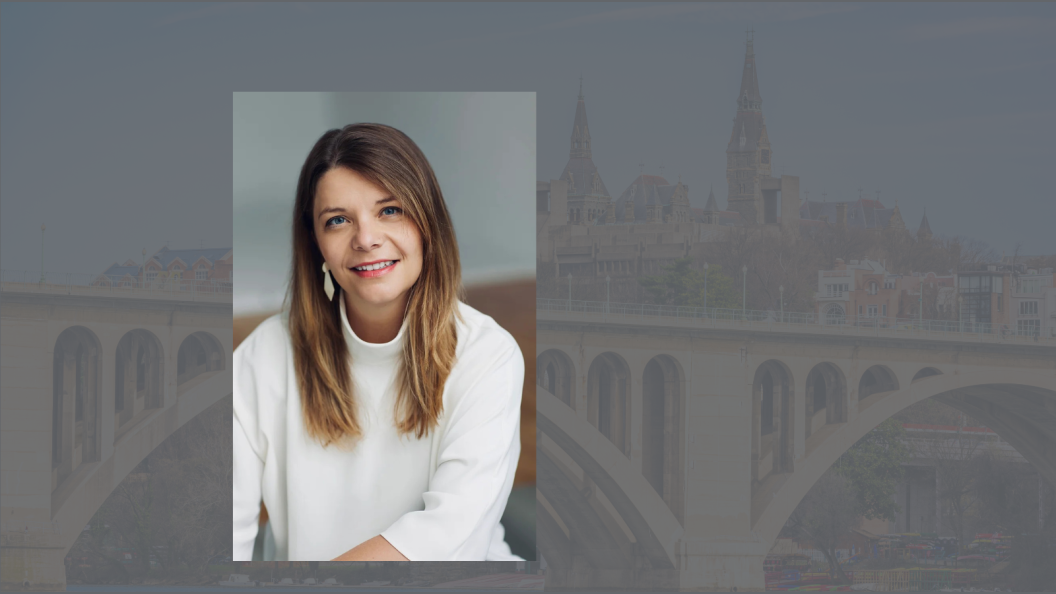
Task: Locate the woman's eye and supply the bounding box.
[325,215,347,228]
[381,206,402,217]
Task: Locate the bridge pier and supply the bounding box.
[2,287,232,591]
[0,533,68,591]
[680,539,766,591]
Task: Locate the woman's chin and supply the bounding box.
[344,290,406,313]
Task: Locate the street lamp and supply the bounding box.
[567,272,573,312]
[703,262,709,313]
[742,265,748,320]
[779,285,784,323]
[39,224,45,283]
[606,275,611,313]
[919,288,924,329]
[958,295,963,333]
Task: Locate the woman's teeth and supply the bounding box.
[353,261,395,271]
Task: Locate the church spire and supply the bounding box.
[737,27,762,112]
[917,208,933,240]
[725,29,772,225]
[570,78,592,159]
[704,184,719,212]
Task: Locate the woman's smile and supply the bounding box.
[351,259,399,278]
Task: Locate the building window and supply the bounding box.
[882,304,887,317]
[146,270,157,283]
[858,305,863,315]
[997,295,1002,312]
[196,268,207,281]
[1017,319,1040,336]
[867,304,878,318]
[869,281,878,295]
[761,149,770,164]
[1020,301,1038,315]
[826,283,849,298]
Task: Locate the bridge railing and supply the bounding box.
[537,298,1054,344]
[1,269,232,302]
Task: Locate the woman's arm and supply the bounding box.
[331,535,409,561]
[232,335,270,561]
[376,335,524,560]
[233,417,264,560]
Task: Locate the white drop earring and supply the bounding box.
[321,262,335,301]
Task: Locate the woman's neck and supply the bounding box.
[343,293,406,344]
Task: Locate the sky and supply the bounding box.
[2,2,1054,277]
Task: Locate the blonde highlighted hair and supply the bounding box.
[287,123,463,447]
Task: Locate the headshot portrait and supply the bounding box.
[231,93,536,562]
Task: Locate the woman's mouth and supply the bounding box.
[350,260,398,278]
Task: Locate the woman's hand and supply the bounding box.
[331,535,409,561]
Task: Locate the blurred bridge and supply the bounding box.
[535,299,1056,590]
[1,271,231,590]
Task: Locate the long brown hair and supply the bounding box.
[287,123,463,447]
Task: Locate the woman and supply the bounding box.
[232,123,524,562]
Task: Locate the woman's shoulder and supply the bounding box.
[444,302,524,413]
[234,312,291,369]
[453,301,520,360]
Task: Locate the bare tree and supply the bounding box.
[922,427,987,547]
[785,470,859,583]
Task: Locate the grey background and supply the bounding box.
[1,1,1053,589]
[2,2,1054,281]
[233,92,536,315]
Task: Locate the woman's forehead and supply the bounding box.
[315,168,392,209]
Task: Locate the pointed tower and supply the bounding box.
[570,78,592,159]
[646,185,662,223]
[703,184,720,225]
[917,208,933,240]
[887,200,907,234]
[559,78,611,226]
[725,29,772,224]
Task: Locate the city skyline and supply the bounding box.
[2,3,1053,276]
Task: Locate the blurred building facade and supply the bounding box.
[94,246,232,288]
[538,34,919,282]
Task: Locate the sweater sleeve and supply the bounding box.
[380,338,524,560]
[232,342,267,561]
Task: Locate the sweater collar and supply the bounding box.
[339,297,406,364]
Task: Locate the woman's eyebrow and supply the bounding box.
[316,206,345,220]
[317,197,396,220]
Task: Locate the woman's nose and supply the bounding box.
[351,219,382,250]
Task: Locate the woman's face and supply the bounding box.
[313,167,424,319]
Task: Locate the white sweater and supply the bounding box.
[232,298,524,561]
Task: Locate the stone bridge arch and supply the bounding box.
[537,348,576,409]
[113,329,165,442]
[177,330,225,390]
[50,326,103,514]
[642,354,686,525]
[804,362,847,440]
[858,364,899,401]
[751,359,795,490]
[537,386,684,589]
[752,368,1056,553]
[587,352,631,456]
[2,292,231,591]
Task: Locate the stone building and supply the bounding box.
[539,33,930,287]
[94,246,233,287]
[1010,268,1055,337]
[724,31,801,232]
[814,258,957,326]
